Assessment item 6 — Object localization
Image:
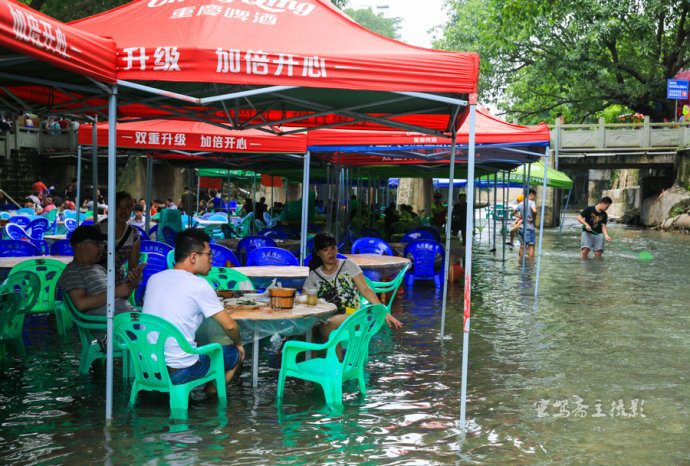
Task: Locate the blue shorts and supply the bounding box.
[518,228,536,246]
[169,345,240,385]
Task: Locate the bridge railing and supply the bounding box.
[549,117,690,151]
[0,126,77,157]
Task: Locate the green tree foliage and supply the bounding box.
[436,0,690,123]
[344,7,402,40]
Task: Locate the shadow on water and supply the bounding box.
[0,222,688,463]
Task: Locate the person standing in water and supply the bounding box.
[577,196,612,260]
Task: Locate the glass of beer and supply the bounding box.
[306,287,318,306]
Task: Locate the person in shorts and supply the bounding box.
[142,229,244,393]
[514,189,537,258]
[577,196,612,260]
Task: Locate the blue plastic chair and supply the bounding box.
[26,217,50,240]
[351,237,393,256]
[0,212,10,220]
[148,224,158,240]
[9,216,30,227]
[403,240,445,288]
[247,247,299,266]
[401,230,435,243]
[210,243,240,267]
[17,208,35,216]
[237,235,277,264]
[201,212,215,220]
[208,214,227,222]
[258,228,290,240]
[64,218,77,232]
[263,212,277,228]
[415,225,441,242]
[5,223,30,240]
[227,200,238,214]
[137,241,174,305]
[161,226,178,246]
[49,239,74,256]
[0,239,41,257]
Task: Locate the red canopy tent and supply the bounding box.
[0,0,116,83]
[79,119,307,154]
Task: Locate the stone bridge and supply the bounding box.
[552,117,689,170]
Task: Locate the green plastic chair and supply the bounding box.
[8,258,70,335]
[203,267,254,291]
[0,270,41,358]
[62,293,127,375]
[0,293,27,358]
[277,304,387,407]
[113,312,227,414]
[361,263,411,314]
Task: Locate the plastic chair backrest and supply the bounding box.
[0,212,10,220]
[204,267,254,290]
[26,217,50,240]
[64,218,78,232]
[208,214,227,222]
[5,223,30,240]
[247,246,299,266]
[414,225,441,242]
[44,209,57,222]
[49,239,74,256]
[362,263,411,313]
[209,243,240,267]
[201,212,214,220]
[17,208,35,216]
[147,224,158,240]
[9,258,66,313]
[227,200,238,213]
[166,249,175,269]
[263,212,276,227]
[140,240,174,256]
[351,237,393,256]
[401,230,435,243]
[8,216,30,227]
[236,235,277,256]
[0,239,41,257]
[1,270,41,313]
[403,240,444,278]
[334,304,386,375]
[258,228,289,240]
[161,226,178,246]
[113,312,227,412]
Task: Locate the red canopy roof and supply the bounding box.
[307,107,550,147]
[70,0,478,93]
[0,0,116,83]
[78,119,307,153]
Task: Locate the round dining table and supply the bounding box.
[196,300,337,387]
[233,254,411,289]
[0,255,72,280]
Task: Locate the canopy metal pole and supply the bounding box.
[188,169,194,227]
[326,165,332,234]
[335,157,341,246]
[460,101,477,432]
[520,164,528,273]
[534,146,550,301]
[493,172,498,251]
[251,173,256,235]
[76,146,82,228]
[195,169,201,217]
[299,152,311,264]
[92,115,98,220]
[559,189,572,235]
[502,171,507,262]
[105,87,117,422]
[226,172,231,217]
[145,155,152,235]
[440,122,458,338]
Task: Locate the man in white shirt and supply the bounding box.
[142,229,244,394]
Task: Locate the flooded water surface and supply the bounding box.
[0,220,688,463]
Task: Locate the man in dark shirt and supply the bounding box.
[577,196,612,260]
